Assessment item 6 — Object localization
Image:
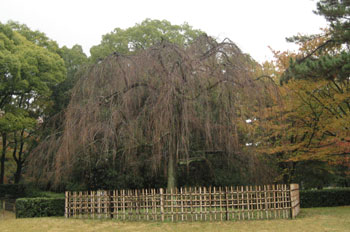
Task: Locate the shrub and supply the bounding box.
[15,197,65,218]
[300,188,350,208]
[0,184,25,198]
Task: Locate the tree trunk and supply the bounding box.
[167,152,176,190]
[14,161,22,184]
[0,134,6,184]
[14,131,25,184]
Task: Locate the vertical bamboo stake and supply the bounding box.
[99,191,102,219]
[73,191,76,218]
[281,185,285,218]
[169,188,173,222]
[121,190,125,220]
[272,185,277,219]
[106,191,109,219]
[65,191,69,218]
[265,185,269,219]
[256,186,259,219]
[246,186,250,220]
[225,187,229,221]
[152,189,156,221]
[188,187,192,221]
[258,186,262,219]
[198,187,203,221]
[277,185,281,218]
[212,187,216,221]
[218,187,222,221]
[175,188,178,221]
[236,186,240,220]
[241,186,245,220]
[91,191,94,219]
[134,189,138,220]
[230,186,234,220]
[160,188,164,221]
[203,187,207,221]
[180,187,184,221]
[144,189,148,221]
[209,186,212,221]
[114,190,117,220]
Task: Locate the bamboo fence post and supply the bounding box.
[91,191,94,219]
[65,191,69,218]
[225,186,229,221]
[130,189,133,220]
[152,189,156,221]
[255,186,258,219]
[135,189,139,220]
[175,188,178,221]
[170,188,173,222]
[219,187,223,221]
[258,186,262,219]
[236,187,241,220]
[144,189,148,221]
[188,187,192,221]
[198,187,203,221]
[121,190,125,220]
[160,188,164,221]
[246,186,250,220]
[273,185,277,219]
[212,187,216,221]
[290,183,300,219]
[106,190,110,219]
[203,187,207,221]
[264,185,268,219]
[230,186,234,220]
[277,185,281,218]
[73,191,76,218]
[285,184,289,218]
[114,190,117,219]
[282,184,287,218]
[179,187,182,221]
[241,186,245,220]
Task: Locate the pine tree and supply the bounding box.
[281,0,350,83]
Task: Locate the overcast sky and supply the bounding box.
[1,0,328,63]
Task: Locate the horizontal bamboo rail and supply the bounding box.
[65,184,300,221]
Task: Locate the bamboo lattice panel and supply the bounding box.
[65,184,299,221]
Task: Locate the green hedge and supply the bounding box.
[0,184,25,198]
[15,197,65,218]
[300,188,350,208]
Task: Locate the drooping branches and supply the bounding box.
[30,35,265,188]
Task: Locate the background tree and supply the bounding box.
[253,0,350,188]
[0,22,66,183]
[89,19,204,63]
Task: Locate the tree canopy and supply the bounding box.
[0,22,66,183]
[30,35,271,190]
[89,19,204,63]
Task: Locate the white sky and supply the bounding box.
[1,0,328,63]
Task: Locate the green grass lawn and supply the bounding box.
[1,206,350,232]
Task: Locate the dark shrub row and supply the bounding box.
[300,188,350,208]
[15,197,65,218]
[0,184,25,198]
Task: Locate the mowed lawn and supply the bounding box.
[1,206,350,232]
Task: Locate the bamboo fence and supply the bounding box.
[65,184,300,221]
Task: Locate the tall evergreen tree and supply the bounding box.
[282,0,350,83]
